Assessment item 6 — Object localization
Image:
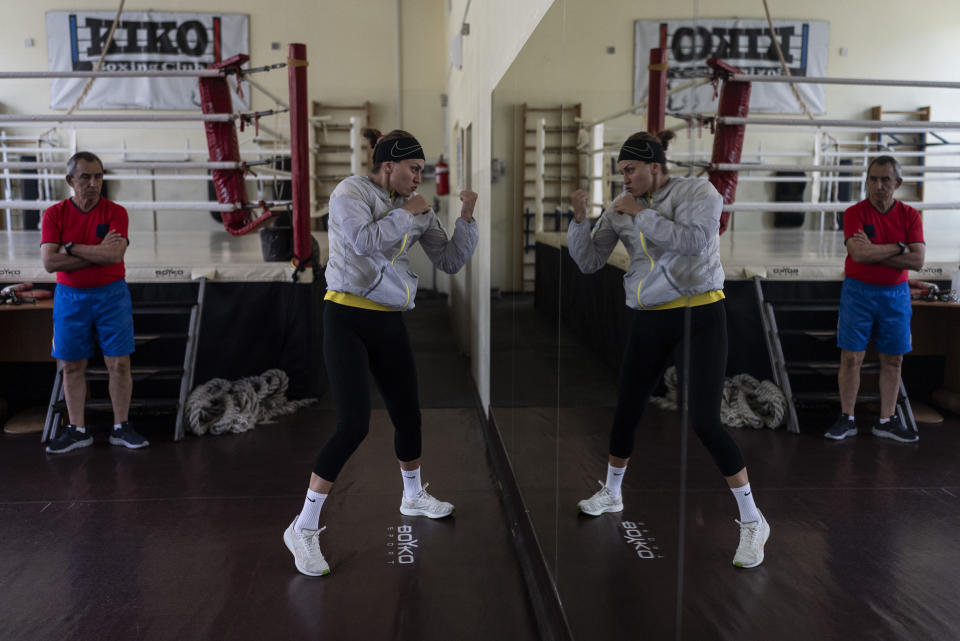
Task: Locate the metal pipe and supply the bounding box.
[586,78,712,127]
[244,76,289,109]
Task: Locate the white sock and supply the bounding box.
[730,483,761,523]
[879,416,891,424]
[294,489,326,532]
[605,464,627,496]
[401,467,423,499]
[72,424,86,433]
[113,423,123,431]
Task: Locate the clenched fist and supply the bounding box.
[569,189,589,223]
[614,194,643,217]
[402,194,431,215]
[459,190,478,222]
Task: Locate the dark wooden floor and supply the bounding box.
[0,298,539,641]
[492,294,960,641]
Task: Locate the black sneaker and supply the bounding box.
[871,414,918,443]
[109,421,150,449]
[824,414,857,440]
[45,424,94,454]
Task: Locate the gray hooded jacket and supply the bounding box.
[567,176,724,309]
[326,175,478,310]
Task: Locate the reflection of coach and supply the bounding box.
[40,152,149,454]
[825,156,925,443]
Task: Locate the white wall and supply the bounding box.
[445,0,555,410]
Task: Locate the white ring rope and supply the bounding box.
[711,163,960,174]
[0,199,291,211]
[722,201,960,212]
[185,369,316,436]
[650,366,787,430]
[715,116,960,131]
[0,160,261,170]
[0,114,236,123]
[0,70,226,80]
[728,74,960,90]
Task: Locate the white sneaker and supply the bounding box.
[732,511,770,568]
[577,481,624,516]
[399,483,454,518]
[283,518,331,576]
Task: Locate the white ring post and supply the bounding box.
[1,131,11,231]
[812,131,822,226]
[349,116,361,176]
[591,123,605,218]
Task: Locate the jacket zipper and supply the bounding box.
[635,194,656,309]
[391,233,411,309]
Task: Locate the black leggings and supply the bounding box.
[609,300,745,477]
[313,302,422,481]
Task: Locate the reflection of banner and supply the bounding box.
[46,11,249,110]
[634,19,829,115]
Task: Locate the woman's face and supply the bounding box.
[386,159,425,197]
[618,159,658,197]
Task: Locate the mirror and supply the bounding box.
[490,1,960,639]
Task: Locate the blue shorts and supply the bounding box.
[52,280,135,361]
[837,277,912,355]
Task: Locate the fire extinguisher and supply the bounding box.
[435,155,449,196]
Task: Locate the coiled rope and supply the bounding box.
[650,366,786,429]
[185,369,315,436]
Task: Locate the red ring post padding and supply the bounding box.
[199,54,278,236]
[706,58,751,235]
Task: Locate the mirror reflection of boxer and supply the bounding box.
[567,131,770,569]
[825,156,924,443]
[41,152,148,454]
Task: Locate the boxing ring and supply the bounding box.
[533,52,960,430]
[0,44,331,426]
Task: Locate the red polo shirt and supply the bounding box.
[41,197,129,288]
[843,199,924,286]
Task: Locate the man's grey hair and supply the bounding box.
[65,151,104,177]
[867,155,901,180]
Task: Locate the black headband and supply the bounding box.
[618,139,666,164]
[373,137,425,164]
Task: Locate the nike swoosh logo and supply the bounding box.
[743,492,751,497]
[391,141,422,158]
[621,144,655,160]
[307,498,316,503]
